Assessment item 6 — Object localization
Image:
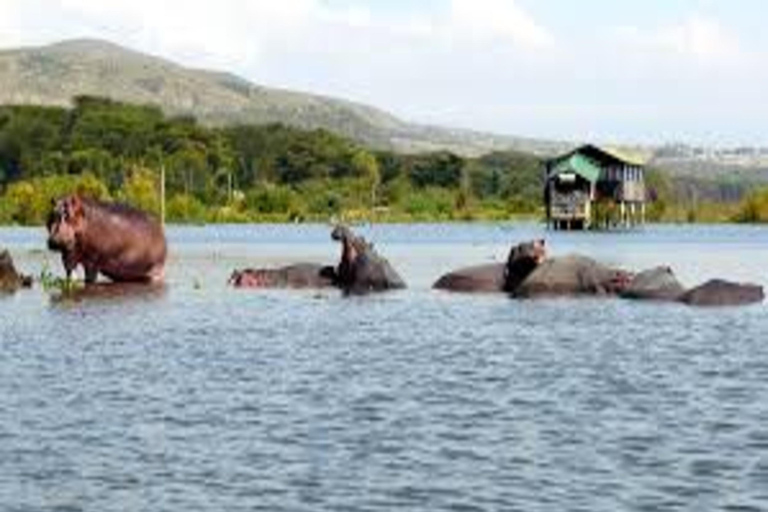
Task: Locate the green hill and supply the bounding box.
[0,38,558,156]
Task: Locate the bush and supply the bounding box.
[735,188,768,223]
[118,166,160,216]
[0,173,111,225]
[245,184,299,214]
[166,194,207,223]
[404,187,455,219]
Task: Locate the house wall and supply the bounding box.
[548,181,591,222]
[601,165,646,202]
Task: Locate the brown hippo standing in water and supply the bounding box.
[47,195,167,283]
[229,225,406,294]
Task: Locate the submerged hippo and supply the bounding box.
[679,279,765,307]
[433,239,546,293]
[229,263,336,289]
[47,195,167,283]
[433,240,630,297]
[513,254,632,298]
[436,238,763,307]
[1,249,33,293]
[620,266,686,301]
[511,253,763,306]
[229,225,406,294]
[620,267,764,306]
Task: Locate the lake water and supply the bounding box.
[1,223,768,511]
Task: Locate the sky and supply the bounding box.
[1,0,767,146]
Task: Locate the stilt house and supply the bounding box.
[544,144,646,230]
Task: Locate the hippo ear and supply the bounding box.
[67,195,84,219]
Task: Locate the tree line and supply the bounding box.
[1,96,765,225]
[0,96,544,224]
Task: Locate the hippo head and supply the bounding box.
[331,225,357,247]
[330,225,405,293]
[504,239,547,292]
[331,225,368,269]
[47,195,85,253]
[507,239,546,267]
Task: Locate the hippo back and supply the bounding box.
[230,264,336,289]
[621,266,685,301]
[433,263,506,292]
[680,279,764,307]
[514,255,626,298]
[80,199,167,282]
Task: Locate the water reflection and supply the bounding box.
[47,281,168,305]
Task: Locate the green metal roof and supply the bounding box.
[599,146,647,167]
[549,153,602,183]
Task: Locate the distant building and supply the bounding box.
[544,144,646,230]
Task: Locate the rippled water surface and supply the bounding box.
[2,223,768,511]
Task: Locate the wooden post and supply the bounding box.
[620,201,626,228]
[160,164,166,226]
[227,170,233,204]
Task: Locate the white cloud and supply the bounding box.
[50,0,322,68]
[615,16,745,66]
[657,17,742,63]
[448,0,555,49]
[1,1,764,144]
[0,2,22,46]
[1,0,555,67]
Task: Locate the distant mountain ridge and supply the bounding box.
[0,38,562,157]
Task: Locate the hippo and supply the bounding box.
[436,237,763,307]
[620,266,686,301]
[436,238,763,307]
[1,249,33,293]
[228,263,336,289]
[432,262,507,293]
[512,254,632,298]
[679,279,764,307]
[331,225,405,294]
[619,267,763,306]
[433,239,546,293]
[47,195,167,284]
[229,225,406,294]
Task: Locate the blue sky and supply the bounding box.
[1,0,766,146]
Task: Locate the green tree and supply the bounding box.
[351,149,380,208]
[119,166,161,216]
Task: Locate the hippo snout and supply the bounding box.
[228,270,242,286]
[47,238,63,251]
